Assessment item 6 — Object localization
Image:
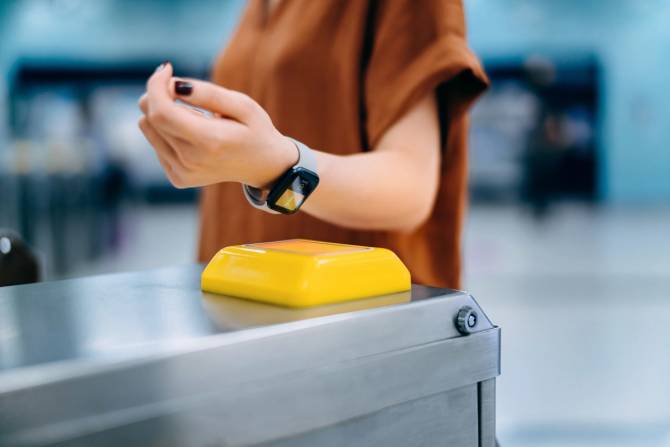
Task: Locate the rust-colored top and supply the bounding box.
[199,0,488,288]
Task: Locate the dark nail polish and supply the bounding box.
[175,81,193,96]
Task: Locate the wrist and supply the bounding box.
[250,134,298,189]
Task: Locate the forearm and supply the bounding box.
[138,70,441,229]
[302,148,439,232]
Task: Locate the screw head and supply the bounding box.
[455,306,478,335]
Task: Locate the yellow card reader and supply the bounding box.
[201,239,411,308]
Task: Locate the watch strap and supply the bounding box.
[290,138,318,173]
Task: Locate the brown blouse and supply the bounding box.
[198,0,488,288]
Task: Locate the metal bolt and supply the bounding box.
[455,306,478,335]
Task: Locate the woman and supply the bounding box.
[138,0,488,288]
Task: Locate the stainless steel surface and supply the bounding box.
[0,265,500,446]
[251,386,482,447]
[479,378,497,447]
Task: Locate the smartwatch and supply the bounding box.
[242,137,319,214]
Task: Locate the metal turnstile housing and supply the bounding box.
[0,265,500,446]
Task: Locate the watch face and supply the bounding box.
[268,167,319,214]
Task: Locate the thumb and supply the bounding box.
[147,61,173,100]
[171,78,260,124]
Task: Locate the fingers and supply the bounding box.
[138,93,148,115]
[139,64,269,188]
[145,63,209,140]
[138,116,182,186]
[171,78,261,124]
[140,92,213,121]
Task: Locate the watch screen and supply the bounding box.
[275,177,306,212]
[268,168,319,214]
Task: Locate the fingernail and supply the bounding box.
[175,80,193,96]
[154,61,170,73]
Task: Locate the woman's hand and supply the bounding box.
[138,62,297,189]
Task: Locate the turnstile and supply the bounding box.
[0,265,500,446]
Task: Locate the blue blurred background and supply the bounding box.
[0,1,669,446]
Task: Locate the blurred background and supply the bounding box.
[0,0,668,446]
